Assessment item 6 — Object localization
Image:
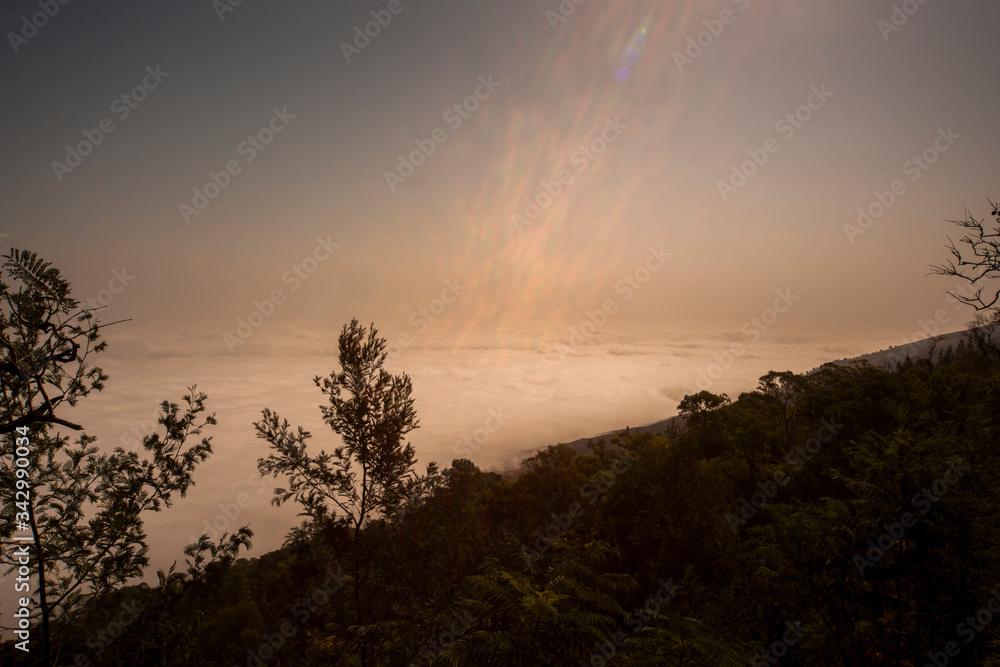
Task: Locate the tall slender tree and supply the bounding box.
[255,318,437,666]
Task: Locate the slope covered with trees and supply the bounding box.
[5,328,996,666]
[2,197,1000,665]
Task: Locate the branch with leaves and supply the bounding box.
[255,319,438,534]
[0,388,251,664]
[0,249,127,436]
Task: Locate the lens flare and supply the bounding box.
[616,22,649,82]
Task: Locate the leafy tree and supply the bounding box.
[0,251,251,666]
[441,537,635,666]
[677,390,730,416]
[0,249,109,436]
[755,370,809,451]
[967,310,1000,364]
[391,459,506,604]
[725,391,779,477]
[0,392,254,667]
[622,613,752,666]
[676,391,731,458]
[34,531,255,667]
[254,318,438,666]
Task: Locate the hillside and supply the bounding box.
[9,328,996,666]
[6,316,1000,666]
[504,323,997,474]
[811,326,979,371]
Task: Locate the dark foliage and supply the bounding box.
[8,338,995,666]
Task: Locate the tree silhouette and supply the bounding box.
[0,249,110,436]
[254,318,437,666]
[0,251,252,666]
[930,198,1000,313]
[441,537,634,666]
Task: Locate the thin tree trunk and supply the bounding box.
[354,519,367,667]
[28,500,51,666]
[895,552,902,667]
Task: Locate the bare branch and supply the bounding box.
[930,199,1000,313]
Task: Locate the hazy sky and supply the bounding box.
[2,0,1000,572]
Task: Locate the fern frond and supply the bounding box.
[4,248,70,300]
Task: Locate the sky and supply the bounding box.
[2,0,1000,586]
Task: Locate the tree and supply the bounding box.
[676,391,731,458]
[677,390,730,416]
[930,198,1000,313]
[441,537,635,666]
[755,370,809,452]
[254,318,438,666]
[931,198,1000,362]
[0,249,110,436]
[0,251,252,665]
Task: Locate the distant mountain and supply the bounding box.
[807,327,975,373]
[494,324,994,478]
[497,416,684,478]
[544,415,686,458]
